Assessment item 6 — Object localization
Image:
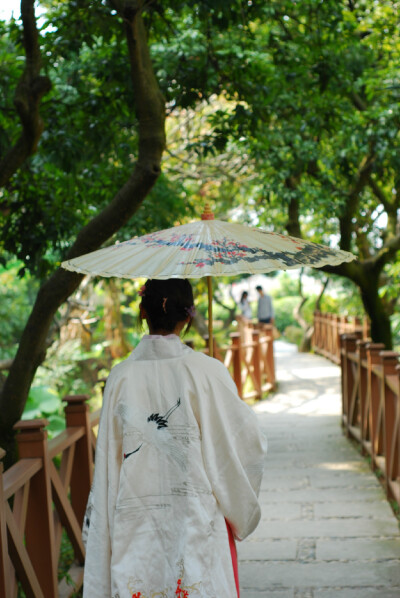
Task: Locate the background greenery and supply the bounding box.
[1,0,399,446]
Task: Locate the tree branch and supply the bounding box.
[0,359,13,372]
[339,152,375,251]
[213,292,237,330]
[363,231,400,272]
[368,176,399,235]
[317,259,365,286]
[350,91,368,112]
[0,5,166,435]
[0,0,51,187]
[315,277,329,311]
[285,176,302,238]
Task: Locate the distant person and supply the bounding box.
[239,290,252,320]
[256,285,274,324]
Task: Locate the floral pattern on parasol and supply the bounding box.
[62,219,355,280]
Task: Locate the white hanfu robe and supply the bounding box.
[83,335,266,598]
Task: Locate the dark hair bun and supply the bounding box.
[140,279,194,333]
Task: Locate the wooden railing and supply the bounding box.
[0,330,275,596]
[313,310,370,364]
[0,396,100,598]
[205,320,276,400]
[340,334,400,505]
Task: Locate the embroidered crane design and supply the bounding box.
[147,398,181,429]
[124,398,182,461]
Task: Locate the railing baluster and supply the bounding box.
[63,396,94,535]
[14,419,58,598]
[264,325,276,390]
[340,334,358,435]
[0,448,10,598]
[252,330,262,400]
[356,339,369,452]
[380,351,399,499]
[230,333,243,398]
[366,344,385,468]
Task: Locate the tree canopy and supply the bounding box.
[161,0,400,345]
[0,0,400,462]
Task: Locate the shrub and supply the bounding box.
[284,325,304,347]
[273,296,300,332]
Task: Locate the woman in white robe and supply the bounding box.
[83,278,266,598]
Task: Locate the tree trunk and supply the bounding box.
[299,328,314,353]
[104,280,132,360]
[0,7,166,467]
[296,276,329,353]
[325,263,393,348]
[192,312,208,338]
[359,275,392,348]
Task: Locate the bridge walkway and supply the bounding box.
[239,341,400,598]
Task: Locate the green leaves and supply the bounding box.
[25,386,61,417]
[0,260,39,359]
[23,386,65,437]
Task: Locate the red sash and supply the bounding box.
[225,520,240,597]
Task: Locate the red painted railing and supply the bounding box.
[313,310,369,363]
[313,311,400,507]
[340,334,400,505]
[0,397,100,598]
[221,322,276,399]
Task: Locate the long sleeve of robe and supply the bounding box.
[83,335,266,598]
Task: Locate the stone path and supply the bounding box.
[238,341,400,598]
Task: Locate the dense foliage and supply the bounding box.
[157,0,400,346]
[1,0,400,460]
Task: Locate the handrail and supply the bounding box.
[3,458,42,501]
[207,320,276,400]
[313,312,399,508]
[313,310,369,363]
[0,396,97,598]
[339,334,400,505]
[48,427,86,461]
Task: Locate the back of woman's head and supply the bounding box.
[139,278,194,333]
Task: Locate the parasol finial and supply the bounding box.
[201,202,215,221]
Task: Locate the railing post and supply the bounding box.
[340,334,357,435]
[379,351,399,498]
[251,330,262,399]
[356,339,369,450]
[230,333,243,398]
[326,313,331,357]
[338,314,346,336]
[354,315,361,331]
[363,316,370,339]
[394,365,400,499]
[264,324,276,389]
[366,343,385,469]
[0,448,10,598]
[333,314,340,362]
[203,336,222,361]
[14,419,58,598]
[320,311,326,353]
[325,312,331,354]
[323,312,329,354]
[312,310,320,351]
[63,395,94,530]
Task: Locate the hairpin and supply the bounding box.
[138,285,146,297]
[185,305,196,318]
[162,297,168,313]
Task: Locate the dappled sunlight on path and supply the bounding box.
[239,341,400,598]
